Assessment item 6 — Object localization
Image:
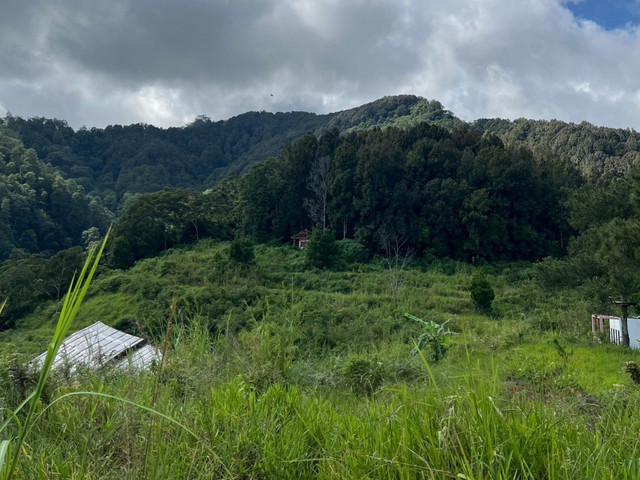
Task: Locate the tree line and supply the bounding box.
[109,123,581,268]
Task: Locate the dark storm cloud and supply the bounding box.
[42,1,418,90]
[1,0,640,129]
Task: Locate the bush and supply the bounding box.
[305,230,339,269]
[405,313,457,362]
[336,239,369,264]
[109,236,135,269]
[470,272,495,312]
[112,316,144,336]
[229,237,255,264]
[341,356,385,396]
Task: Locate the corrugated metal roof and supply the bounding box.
[114,344,162,371]
[32,321,156,372]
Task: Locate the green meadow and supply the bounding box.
[2,241,640,479]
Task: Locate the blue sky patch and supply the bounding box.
[565,0,640,30]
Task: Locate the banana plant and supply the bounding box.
[404,313,458,362]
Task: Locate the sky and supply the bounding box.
[1,0,640,130]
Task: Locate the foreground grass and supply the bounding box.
[4,326,640,480]
[2,241,639,478]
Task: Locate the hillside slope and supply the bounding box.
[1,95,452,208]
[474,117,640,179]
[5,96,639,212]
[0,128,110,260]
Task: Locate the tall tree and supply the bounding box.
[304,155,332,232]
[329,137,359,239]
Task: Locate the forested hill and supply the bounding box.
[106,125,579,271]
[4,95,640,212]
[474,117,640,180]
[3,94,640,267]
[0,129,110,260]
[0,95,455,211]
[6,96,640,328]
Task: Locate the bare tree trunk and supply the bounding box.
[380,231,415,304]
[191,219,200,241]
[304,155,333,231]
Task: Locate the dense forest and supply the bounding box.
[71,122,579,270]
[0,130,110,258]
[475,117,640,180]
[0,95,458,212]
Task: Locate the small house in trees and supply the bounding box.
[32,321,161,372]
[291,229,312,249]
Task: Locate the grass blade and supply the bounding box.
[0,439,8,479]
[5,228,110,479]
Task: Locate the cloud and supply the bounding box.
[0,0,639,129]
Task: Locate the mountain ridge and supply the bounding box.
[2,94,640,210]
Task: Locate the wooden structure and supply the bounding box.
[291,229,312,249]
[32,321,161,372]
[592,314,618,338]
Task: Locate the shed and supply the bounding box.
[32,321,161,372]
[609,317,640,349]
[291,229,312,249]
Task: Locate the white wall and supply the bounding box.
[629,318,640,350]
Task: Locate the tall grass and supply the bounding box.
[3,240,640,478]
[0,232,108,480]
[3,311,639,479]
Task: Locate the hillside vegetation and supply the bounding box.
[2,99,640,334]
[0,95,453,209]
[0,129,110,260]
[1,241,640,478]
[475,116,640,180]
[4,94,639,216]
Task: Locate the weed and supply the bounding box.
[405,312,457,362]
[341,356,385,396]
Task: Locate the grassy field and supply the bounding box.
[2,241,640,479]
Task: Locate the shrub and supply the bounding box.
[336,239,369,264]
[405,313,457,362]
[534,257,583,289]
[470,271,495,312]
[229,237,255,264]
[305,230,339,269]
[341,356,385,396]
[112,316,144,336]
[109,236,135,269]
